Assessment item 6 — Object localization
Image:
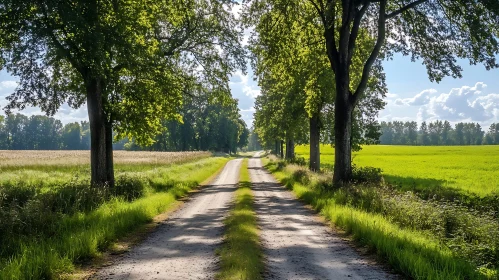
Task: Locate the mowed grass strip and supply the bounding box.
[0,156,230,279]
[263,158,489,280]
[217,158,263,280]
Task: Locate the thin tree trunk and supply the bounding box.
[309,113,321,172]
[285,137,295,159]
[86,77,111,187]
[275,140,279,155]
[105,119,115,187]
[333,86,354,185]
[280,140,284,158]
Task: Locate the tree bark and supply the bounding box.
[280,140,284,158]
[86,77,112,187]
[285,137,295,159]
[105,119,115,187]
[333,84,354,185]
[309,113,321,172]
[274,140,279,156]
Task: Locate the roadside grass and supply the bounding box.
[294,145,499,198]
[263,157,497,280]
[0,156,229,279]
[217,158,263,280]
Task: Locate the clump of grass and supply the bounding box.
[0,156,230,279]
[217,158,263,280]
[264,158,496,280]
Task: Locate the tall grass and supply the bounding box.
[263,157,497,280]
[217,158,263,280]
[0,156,229,279]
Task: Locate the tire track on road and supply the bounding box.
[94,158,242,280]
[249,154,395,280]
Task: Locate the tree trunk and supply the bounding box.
[86,77,112,187]
[285,137,295,159]
[274,140,279,155]
[105,119,115,187]
[309,113,321,172]
[280,140,284,158]
[333,86,354,185]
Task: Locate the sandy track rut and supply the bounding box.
[249,155,395,280]
[94,158,242,280]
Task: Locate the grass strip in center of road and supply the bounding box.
[217,158,263,280]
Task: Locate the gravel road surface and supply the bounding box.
[249,153,395,280]
[94,158,242,280]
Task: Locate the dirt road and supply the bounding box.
[94,158,242,280]
[249,154,395,280]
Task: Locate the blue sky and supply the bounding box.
[230,53,499,128]
[1,53,499,129]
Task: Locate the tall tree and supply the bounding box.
[0,0,244,186]
[250,0,499,184]
[246,1,386,171]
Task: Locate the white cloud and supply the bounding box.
[396,82,499,124]
[242,85,260,98]
[395,89,437,106]
[386,92,398,98]
[0,80,18,90]
[240,107,255,113]
[230,71,261,99]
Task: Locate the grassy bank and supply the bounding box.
[263,157,497,280]
[217,158,263,280]
[0,155,229,279]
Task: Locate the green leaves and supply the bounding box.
[0,0,245,146]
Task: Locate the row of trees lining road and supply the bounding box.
[247,129,263,152]
[116,90,249,153]
[245,0,386,171]
[0,0,245,186]
[245,0,499,185]
[380,121,499,146]
[0,114,90,150]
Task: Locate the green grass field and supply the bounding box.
[295,145,499,197]
[0,151,229,279]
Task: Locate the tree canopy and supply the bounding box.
[0,0,246,185]
[244,0,499,184]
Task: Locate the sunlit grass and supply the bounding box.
[217,158,263,280]
[0,155,230,279]
[295,145,499,197]
[263,158,493,280]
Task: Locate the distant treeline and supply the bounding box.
[0,94,249,153]
[0,114,90,150]
[380,121,499,145]
[120,93,249,153]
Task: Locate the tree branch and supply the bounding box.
[347,2,370,64]
[385,0,429,19]
[352,0,386,104]
[308,0,327,27]
[324,0,339,73]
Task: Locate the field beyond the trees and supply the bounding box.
[295,145,499,197]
